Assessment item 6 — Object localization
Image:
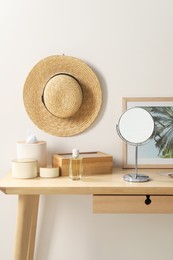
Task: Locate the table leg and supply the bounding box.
[13,195,40,260]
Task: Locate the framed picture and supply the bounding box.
[122,97,173,168]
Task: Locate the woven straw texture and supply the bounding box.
[43,74,83,118]
[23,55,102,136]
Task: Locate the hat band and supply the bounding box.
[42,73,83,118]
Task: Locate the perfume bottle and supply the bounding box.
[69,149,83,180]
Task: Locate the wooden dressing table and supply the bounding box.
[1,167,173,260]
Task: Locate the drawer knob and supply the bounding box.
[145,195,151,205]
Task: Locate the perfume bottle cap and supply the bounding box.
[72,148,79,158]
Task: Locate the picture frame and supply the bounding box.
[122,97,173,168]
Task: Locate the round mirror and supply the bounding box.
[117,107,154,145]
[117,107,155,182]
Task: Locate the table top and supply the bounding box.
[1,168,173,195]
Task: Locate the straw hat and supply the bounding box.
[23,55,102,136]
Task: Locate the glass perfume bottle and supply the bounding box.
[69,149,83,180]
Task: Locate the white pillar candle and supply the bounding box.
[17,141,47,172]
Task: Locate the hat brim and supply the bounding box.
[23,55,102,136]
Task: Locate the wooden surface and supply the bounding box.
[93,195,173,214]
[13,195,39,260]
[1,168,173,195]
[52,151,112,176]
[1,167,173,260]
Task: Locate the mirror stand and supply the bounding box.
[123,145,149,182]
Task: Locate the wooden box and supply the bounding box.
[52,151,112,176]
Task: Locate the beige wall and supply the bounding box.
[0,0,173,259]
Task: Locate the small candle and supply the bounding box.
[40,167,59,178]
[12,159,37,179]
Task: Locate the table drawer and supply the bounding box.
[93,195,173,214]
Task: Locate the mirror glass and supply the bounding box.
[117,107,154,145]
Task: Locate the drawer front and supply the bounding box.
[93,195,173,214]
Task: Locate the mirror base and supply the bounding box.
[123,174,149,182]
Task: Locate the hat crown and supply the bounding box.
[43,74,83,118]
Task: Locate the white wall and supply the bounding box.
[0,0,173,259]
